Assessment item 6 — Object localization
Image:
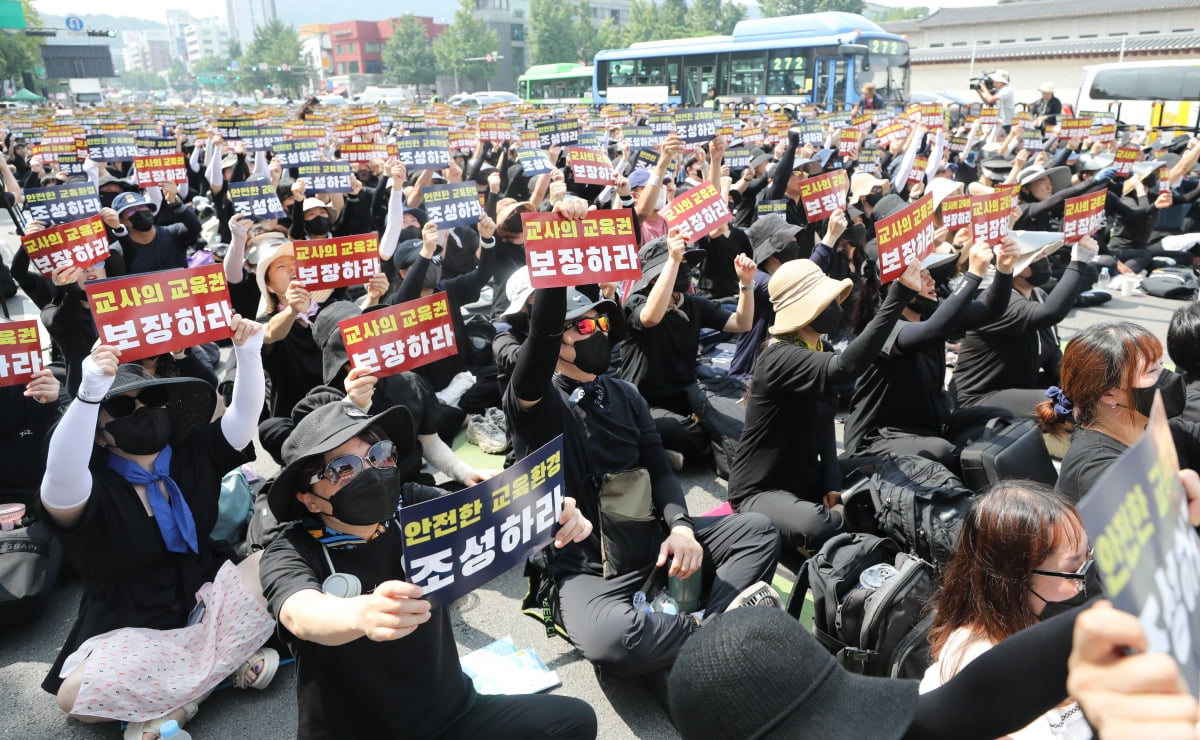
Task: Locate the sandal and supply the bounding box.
[232,646,280,690]
[123,701,199,740]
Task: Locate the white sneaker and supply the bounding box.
[466,414,507,454]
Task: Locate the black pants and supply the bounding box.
[555,513,779,676]
[437,693,597,739]
[735,490,843,555]
[856,405,1012,473]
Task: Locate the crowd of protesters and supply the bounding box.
[1,74,1200,739]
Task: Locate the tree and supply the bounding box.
[119,69,167,91]
[879,6,927,21]
[759,0,863,16]
[383,14,437,85]
[623,0,662,45]
[1,0,44,83]
[658,0,690,39]
[237,19,305,96]
[167,58,191,90]
[689,0,745,36]
[528,0,581,64]
[432,0,500,92]
[590,17,625,57]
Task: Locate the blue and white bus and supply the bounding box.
[592,11,910,109]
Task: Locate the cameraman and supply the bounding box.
[973,70,1016,131]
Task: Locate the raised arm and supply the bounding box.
[220,315,266,450]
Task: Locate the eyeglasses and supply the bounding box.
[307,440,397,488]
[565,315,610,336]
[1032,550,1095,592]
[101,387,170,419]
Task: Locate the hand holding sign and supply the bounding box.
[554,496,593,549]
[995,235,1021,274]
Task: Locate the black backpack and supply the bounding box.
[791,532,936,678]
[1141,266,1198,300]
[870,455,976,569]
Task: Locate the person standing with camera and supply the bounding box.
[973,70,1016,131]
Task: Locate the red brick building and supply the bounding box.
[328,17,446,76]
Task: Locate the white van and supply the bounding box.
[1075,60,1200,134]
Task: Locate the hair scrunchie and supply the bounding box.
[1045,386,1074,417]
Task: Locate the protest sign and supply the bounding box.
[133,153,188,186]
[21,215,110,276]
[297,162,353,194]
[1012,111,1034,128]
[272,138,321,166]
[1094,123,1117,144]
[400,436,565,608]
[1077,396,1200,697]
[23,183,101,225]
[633,148,660,170]
[994,183,1020,209]
[920,103,944,130]
[85,133,137,162]
[228,178,287,221]
[1114,146,1140,176]
[970,191,1012,246]
[522,209,640,288]
[623,126,658,150]
[723,147,752,170]
[294,234,380,291]
[515,148,553,177]
[566,147,617,185]
[856,147,880,176]
[216,116,258,140]
[536,119,580,149]
[136,137,177,155]
[395,131,451,171]
[86,265,234,362]
[797,120,825,145]
[647,111,674,136]
[837,127,861,157]
[757,199,789,217]
[0,320,43,388]
[673,108,717,143]
[339,292,457,377]
[340,141,390,164]
[908,155,929,184]
[875,193,936,284]
[946,135,968,153]
[941,193,973,231]
[797,169,849,222]
[1021,129,1045,151]
[478,117,514,142]
[876,121,908,148]
[245,126,286,152]
[979,106,999,127]
[1059,116,1092,139]
[421,182,483,228]
[659,181,733,242]
[1062,189,1107,243]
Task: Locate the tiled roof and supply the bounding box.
[882,0,1200,29]
[911,33,1200,63]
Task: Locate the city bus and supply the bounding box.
[1075,60,1200,135]
[518,63,595,105]
[591,11,910,109]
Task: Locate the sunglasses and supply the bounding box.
[1032,549,1095,592]
[566,315,610,336]
[307,440,397,488]
[101,386,170,419]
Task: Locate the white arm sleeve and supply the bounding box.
[145,186,163,211]
[892,131,921,194]
[251,150,268,180]
[206,145,224,190]
[82,158,100,189]
[220,332,266,450]
[224,226,248,284]
[419,433,475,484]
[40,357,115,510]
[378,186,407,260]
[189,142,203,173]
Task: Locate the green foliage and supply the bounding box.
[878,6,927,21]
[622,0,745,45]
[190,55,229,78]
[590,16,626,56]
[528,0,583,65]
[622,0,661,45]
[432,0,500,91]
[383,14,437,85]
[688,0,745,35]
[1,0,44,81]
[236,19,305,95]
[759,0,863,16]
[119,69,167,91]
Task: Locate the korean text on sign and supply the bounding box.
[85,134,137,162]
[0,319,43,388]
[400,436,565,608]
[86,264,235,363]
[658,182,733,243]
[1077,397,1200,698]
[395,131,451,171]
[522,209,640,288]
[1062,190,1108,243]
[566,147,617,185]
[338,292,457,378]
[515,148,553,177]
[421,182,482,228]
[876,193,936,285]
[133,154,188,186]
[1114,147,1140,177]
[273,139,321,166]
[970,191,1012,246]
[21,215,110,277]
[536,119,580,149]
[797,169,849,223]
[23,183,101,225]
[297,162,353,194]
[339,142,389,164]
[941,194,973,231]
[294,234,380,290]
[228,178,287,221]
[673,108,718,143]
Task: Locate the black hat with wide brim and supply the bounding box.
[267,401,415,522]
[101,363,217,447]
[631,236,705,293]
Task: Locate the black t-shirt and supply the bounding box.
[490,238,527,319]
[226,272,261,322]
[952,289,1060,406]
[42,421,253,692]
[121,222,195,275]
[258,292,347,418]
[41,292,97,398]
[696,229,752,299]
[374,372,441,436]
[1058,421,1200,502]
[0,387,62,506]
[620,292,730,405]
[259,489,477,740]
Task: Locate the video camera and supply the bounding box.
[969,74,995,94]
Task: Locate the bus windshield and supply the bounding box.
[856,39,910,104]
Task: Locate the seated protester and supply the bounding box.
[765,131,823,243]
[951,235,1099,418]
[258,401,597,739]
[39,321,279,740]
[620,232,756,473]
[728,213,805,380]
[847,172,889,246]
[728,258,922,555]
[291,195,338,241]
[40,243,125,398]
[0,368,63,510]
[1041,322,1200,502]
[1013,164,1107,242]
[224,216,290,320]
[922,481,1097,740]
[332,172,375,237]
[489,198,536,318]
[809,209,874,347]
[105,185,201,275]
[630,136,685,244]
[728,149,773,229]
[1102,163,1192,276]
[845,238,1020,471]
[695,222,752,302]
[1167,301,1200,422]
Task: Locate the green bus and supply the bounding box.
[518,63,594,105]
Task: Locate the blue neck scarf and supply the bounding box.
[107,445,199,555]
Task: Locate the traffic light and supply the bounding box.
[86,29,116,37]
[26,29,57,36]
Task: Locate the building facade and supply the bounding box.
[121,30,172,73]
[225,0,276,49]
[184,18,231,70]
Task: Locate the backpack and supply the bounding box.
[1140,266,1199,300]
[794,532,936,678]
[870,455,976,569]
[0,520,63,628]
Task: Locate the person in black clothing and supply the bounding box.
[1029,83,1063,131]
[729,257,922,554]
[764,130,823,245]
[728,214,806,380]
[1102,163,1200,276]
[846,238,1020,470]
[104,186,202,275]
[695,222,752,301]
[40,249,125,398]
[258,401,598,740]
[1014,164,1109,235]
[952,235,1099,417]
[728,150,773,228]
[0,368,63,508]
[1167,301,1200,423]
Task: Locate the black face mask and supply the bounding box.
[305,216,330,236]
[504,212,524,234]
[864,190,885,207]
[777,241,801,264]
[909,294,939,319]
[809,300,843,335]
[104,406,171,455]
[128,210,156,232]
[674,272,692,294]
[569,332,611,375]
[1025,259,1052,287]
[1036,562,1103,621]
[314,467,401,526]
[99,191,119,208]
[399,225,422,242]
[1132,369,1188,418]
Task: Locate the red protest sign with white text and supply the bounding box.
[1062,189,1108,243]
[294,234,380,290]
[942,194,973,231]
[522,209,641,288]
[0,319,43,388]
[21,215,110,277]
[994,183,1020,209]
[338,292,457,378]
[133,153,187,186]
[970,192,1012,246]
[876,193,936,285]
[85,265,235,363]
[566,147,617,185]
[658,182,734,242]
[1114,146,1140,176]
[797,169,849,223]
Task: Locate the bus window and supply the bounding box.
[766,49,808,96]
[855,43,910,104]
[727,51,766,97]
[635,58,667,86]
[1092,67,1200,101]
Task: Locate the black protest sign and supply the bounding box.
[228,178,287,220]
[296,162,353,194]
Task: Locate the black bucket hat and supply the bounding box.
[632,236,704,293]
[267,401,416,522]
[748,214,802,266]
[100,363,217,447]
[311,300,365,386]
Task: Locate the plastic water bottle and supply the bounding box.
[1098,267,1111,289]
[158,720,191,740]
[632,591,653,614]
[858,563,899,591]
[651,591,679,616]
